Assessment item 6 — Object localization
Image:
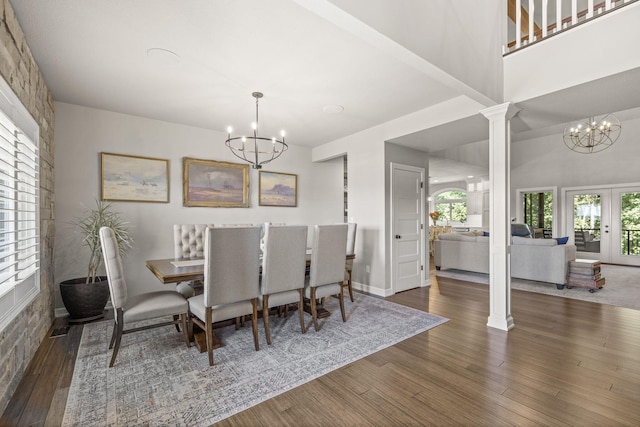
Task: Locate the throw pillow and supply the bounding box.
[483,231,490,236]
[554,236,569,245]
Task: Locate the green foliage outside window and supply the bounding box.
[435,191,467,223]
[523,192,553,230]
[621,192,640,255]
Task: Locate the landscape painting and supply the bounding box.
[183,158,249,207]
[101,152,169,203]
[259,171,297,207]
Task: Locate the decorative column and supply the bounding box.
[481,103,520,331]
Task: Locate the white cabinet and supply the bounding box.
[467,191,483,214]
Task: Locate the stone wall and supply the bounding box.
[0,0,55,414]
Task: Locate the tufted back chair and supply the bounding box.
[173,224,216,259]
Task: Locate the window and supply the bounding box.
[523,191,553,233]
[0,76,40,332]
[434,190,467,224]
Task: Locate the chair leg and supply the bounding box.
[263,295,271,345]
[347,269,354,302]
[109,309,124,368]
[180,313,190,348]
[188,313,194,342]
[298,289,306,334]
[338,287,347,322]
[173,314,181,332]
[109,320,117,349]
[205,307,214,366]
[310,287,319,331]
[251,299,259,351]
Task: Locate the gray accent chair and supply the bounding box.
[188,226,261,366]
[99,226,190,368]
[511,223,533,238]
[305,224,348,331]
[344,222,357,302]
[173,224,216,298]
[259,225,308,344]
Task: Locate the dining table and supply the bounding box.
[145,252,355,352]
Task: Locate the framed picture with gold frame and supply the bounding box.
[101,152,169,203]
[183,157,250,207]
[259,171,297,207]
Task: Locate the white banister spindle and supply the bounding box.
[542,0,548,38]
[556,0,562,32]
[516,0,522,48]
[587,0,594,18]
[528,0,535,43]
[606,0,612,10]
[572,0,578,24]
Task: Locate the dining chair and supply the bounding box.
[305,224,348,331]
[343,222,357,302]
[173,224,215,298]
[99,226,190,368]
[188,226,261,366]
[260,225,308,344]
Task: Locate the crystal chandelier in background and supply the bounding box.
[563,114,621,154]
[225,92,288,169]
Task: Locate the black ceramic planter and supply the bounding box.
[59,276,110,323]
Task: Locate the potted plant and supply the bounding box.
[59,199,133,322]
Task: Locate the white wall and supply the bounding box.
[313,101,445,296]
[505,3,640,102]
[511,114,640,231]
[54,102,343,311]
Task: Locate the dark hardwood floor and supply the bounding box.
[3,266,640,426]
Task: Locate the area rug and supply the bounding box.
[62,293,448,426]
[435,264,640,310]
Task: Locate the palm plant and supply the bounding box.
[73,199,133,283]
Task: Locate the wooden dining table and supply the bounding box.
[145,253,355,352]
[145,253,355,285]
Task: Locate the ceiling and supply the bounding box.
[9,0,468,148]
[9,0,640,185]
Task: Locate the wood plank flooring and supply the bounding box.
[2,267,640,426]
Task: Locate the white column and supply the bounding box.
[481,103,520,332]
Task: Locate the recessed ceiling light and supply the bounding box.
[322,105,344,114]
[467,175,474,178]
[146,48,181,65]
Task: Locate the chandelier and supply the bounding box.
[563,114,621,154]
[225,92,288,169]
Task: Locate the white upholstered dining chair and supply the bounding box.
[259,224,308,344]
[305,224,348,331]
[99,227,190,368]
[173,224,216,298]
[343,222,357,302]
[187,226,261,366]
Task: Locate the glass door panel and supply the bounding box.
[611,188,640,266]
[567,190,610,262]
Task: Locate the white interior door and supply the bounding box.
[391,163,425,293]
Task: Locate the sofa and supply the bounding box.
[434,232,577,287]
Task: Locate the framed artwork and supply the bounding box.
[183,157,250,207]
[259,171,297,207]
[101,152,169,203]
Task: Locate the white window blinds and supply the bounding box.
[0,76,40,332]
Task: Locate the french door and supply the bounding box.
[566,186,640,266]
